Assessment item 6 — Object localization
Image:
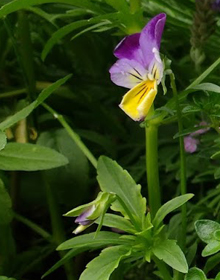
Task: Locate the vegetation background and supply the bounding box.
[0,0,220,279]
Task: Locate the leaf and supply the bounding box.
[186,57,220,89]
[42,248,85,278]
[0,131,7,151]
[0,74,71,131]
[0,277,16,280]
[204,252,220,273]
[216,272,220,280]
[41,13,117,60]
[152,239,188,273]
[152,194,194,229]
[97,156,146,228]
[79,245,131,280]
[0,0,102,18]
[57,231,132,251]
[202,240,220,257]
[0,179,13,224]
[0,143,68,171]
[211,151,220,160]
[95,214,136,234]
[173,125,209,139]
[195,220,220,243]
[190,83,220,93]
[185,267,207,280]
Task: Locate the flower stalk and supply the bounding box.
[170,73,187,253]
[145,107,161,219]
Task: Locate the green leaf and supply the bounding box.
[187,57,220,89]
[152,239,188,273]
[57,231,132,251]
[42,248,85,278]
[195,220,220,243]
[202,241,220,257]
[41,14,117,60]
[0,74,71,131]
[0,179,13,224]
[0,277,16,280]
[185,267,207,280]
[204,252,220,273]
[211,151,220,160]
[215,272,220,280]
[153,194,194,229]
[0,0,102,18]
[173,125,209,139]
[190,83,220,93]
[0,131,7,151]
[0,143,68,171]
[79,245,131,280]
[97,156,146,228]
[95,214,136,234]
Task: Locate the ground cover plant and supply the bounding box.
[0,0,220,279]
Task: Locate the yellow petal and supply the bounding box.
[119,79,157,121]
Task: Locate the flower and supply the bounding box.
[184,121,210,153]
[64,192,115,234]
[212,0,220,11]
[109,13,166,121]
[184,136,199,153]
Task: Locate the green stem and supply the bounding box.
[152,256,172,280]
[0,88,26,99]
[14,213,52,242]
[43,175,76,280]
[145,107,161,219]
[42,103,97,169]
[170,73,187,253]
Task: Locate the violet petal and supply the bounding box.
[109,58,147,89]
[139,13,166,68]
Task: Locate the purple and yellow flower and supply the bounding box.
[109,13,166,121]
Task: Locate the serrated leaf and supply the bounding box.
[185,267,207,280]
[0,74,71,131]
[152,239,188,273]
[79,245,131,280]
[202,241,220,257]
[97,156,146,228]
[0,143,68,171]
[153,194,194,229]
[195,220,220,243]
[57,231,132,251]
[95,214,136,234]
[0,179,13,224]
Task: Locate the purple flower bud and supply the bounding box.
[212,0,220,11]
[75,205,96,226]
[191,121,210,136]
[184,136,199,153]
